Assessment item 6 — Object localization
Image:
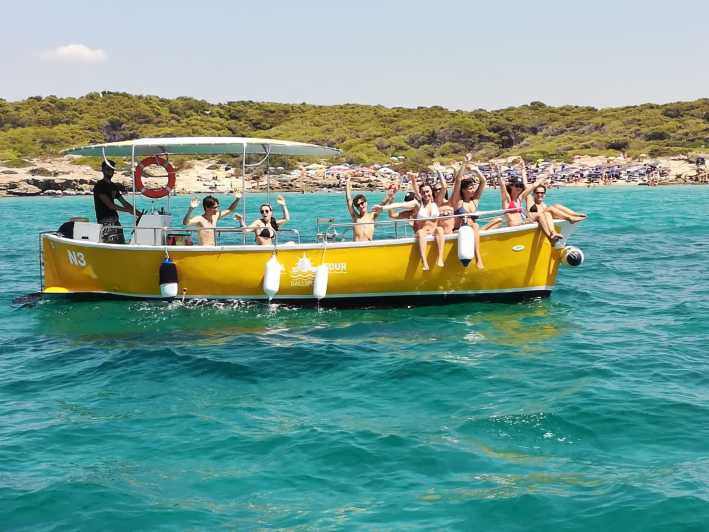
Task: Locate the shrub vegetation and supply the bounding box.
[0,93,706,164]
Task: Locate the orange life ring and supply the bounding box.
[133,156,176,199]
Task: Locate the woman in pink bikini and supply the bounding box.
[495,158,564,243]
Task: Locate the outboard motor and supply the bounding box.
[560,246,585,267]
[159,257,179,297]
[57,220,75,239]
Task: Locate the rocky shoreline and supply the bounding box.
[1,155,707,197]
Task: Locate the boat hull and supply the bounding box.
[41,223,571,304]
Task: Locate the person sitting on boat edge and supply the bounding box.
[449,153,486,269]
[499,168,562,244]
[182,191,241,246]
[427,171,456,236]
[93,159,141,244]
[487,157,555,234]
[380,182,445,271]
[527,167,586,224]
[234,195,289,245]
[345,176,396,241]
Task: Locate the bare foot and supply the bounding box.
[422,263,430,271]
[476,259,484,269]
[436,259,445,268]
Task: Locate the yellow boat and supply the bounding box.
[40,137,584,304]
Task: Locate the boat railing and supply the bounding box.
[315,207,522,242]
[54,207,521,247]
[59,223,302,246]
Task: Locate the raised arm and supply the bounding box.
[219,191,241,218]
[450,153,475,206]
[437,171,448,200]
[380,199,419,211]
[495,164,510,208]
[520,174,547,202]
[182,197,201,225]
[410,172,423,201]
[373,179,399,220]
[275,195,290,226]
[345,176,356,219]
[470,166,486,201]
[517,160,534,208]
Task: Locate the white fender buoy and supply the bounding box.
[561,246,585,267]
[457,224,475,267]
[263,255,283,300]
[159,258,178,297]
[313,264,329,300]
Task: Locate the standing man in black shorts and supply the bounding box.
[93,159,140,243]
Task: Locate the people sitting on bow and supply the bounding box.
[182,192,241,246]
[381,180,445,271]
[234,194,289,245]
[345,176,395,241]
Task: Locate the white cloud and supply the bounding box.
[40,44,107,64]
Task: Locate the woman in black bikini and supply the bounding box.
[449,154,486,268]
[234,195,290,245]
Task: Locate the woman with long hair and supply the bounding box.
[234,195,290,245]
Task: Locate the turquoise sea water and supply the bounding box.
[1,186,708,530]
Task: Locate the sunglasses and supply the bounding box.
[260,208,271,214]
[356,200,366,206]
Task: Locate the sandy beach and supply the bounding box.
[0,154,706,197]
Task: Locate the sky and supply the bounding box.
[1,0,707,110]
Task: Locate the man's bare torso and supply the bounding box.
[352,212,377,241]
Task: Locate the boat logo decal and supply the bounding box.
[290,256,348,287]
[67,250,87,267]
[290,256,315,286]
[512,245,525,252]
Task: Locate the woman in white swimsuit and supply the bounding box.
[382,183,445,271]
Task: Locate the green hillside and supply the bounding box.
[0,92,706,168]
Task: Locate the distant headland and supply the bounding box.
[0,92,707,196]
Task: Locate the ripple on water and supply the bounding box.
[2,189,709,529]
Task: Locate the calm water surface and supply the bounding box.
[1,186,708,530]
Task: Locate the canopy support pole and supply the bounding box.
[131,145,136,228]
[242,143,246,244]
[266,152,270,204]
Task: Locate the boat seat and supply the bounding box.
[130,214,172,245]
[73,222,102,242]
